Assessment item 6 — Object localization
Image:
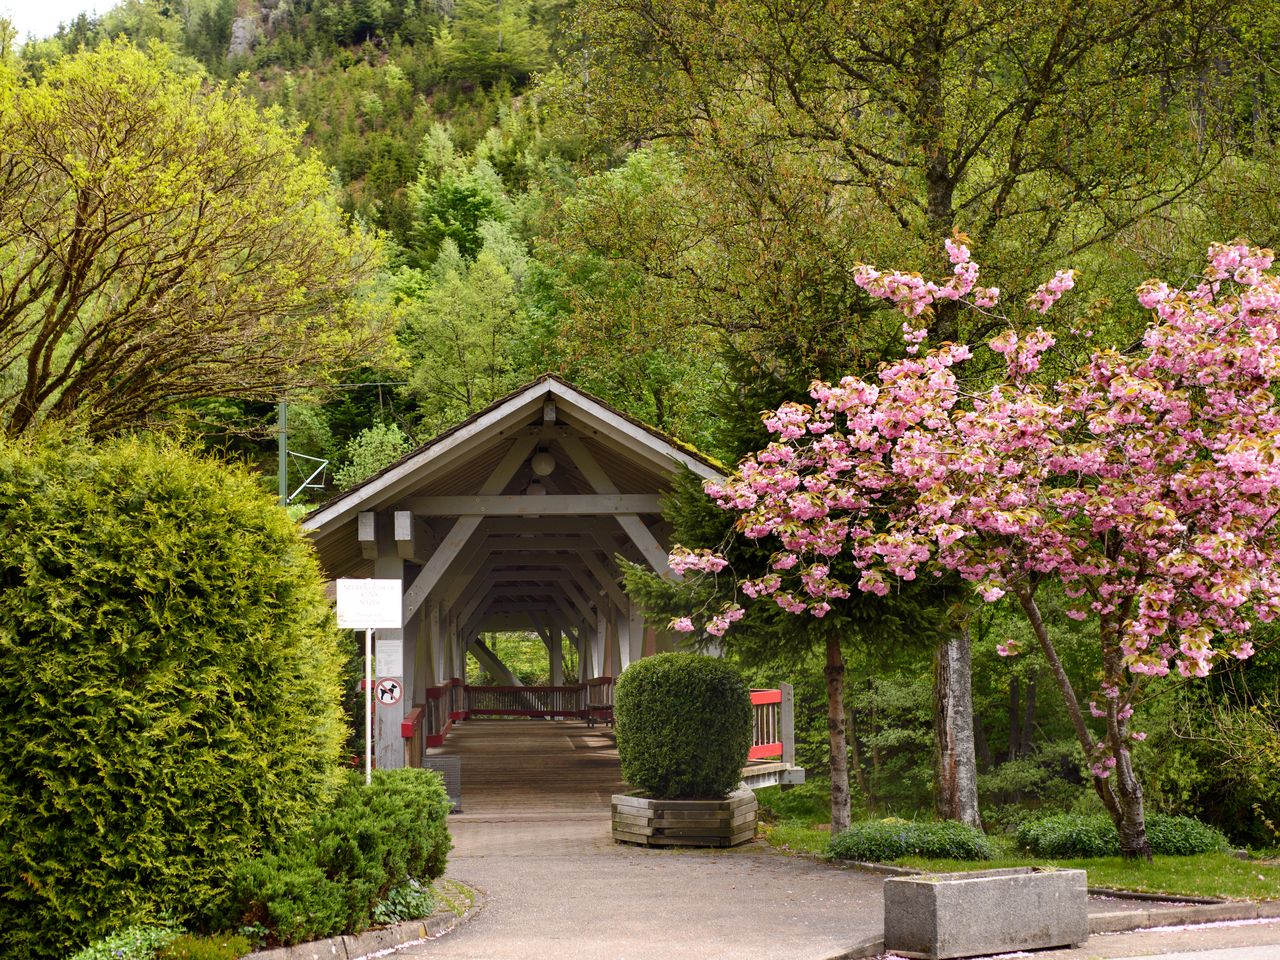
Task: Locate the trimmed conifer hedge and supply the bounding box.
[0,433,349,959]
[614,652,752,799]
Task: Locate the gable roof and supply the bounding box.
[303,374,722,536]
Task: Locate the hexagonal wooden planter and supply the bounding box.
[611,788,757,847]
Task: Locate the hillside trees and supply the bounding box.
[0,41,385,438]
[552,0,1258,826]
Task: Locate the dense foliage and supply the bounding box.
[1016,814,1228,859]
[0,41,384,438]
[0,432,348,959]
[828,819,997,863]
[614,653,752,799]
[210,768,452,946]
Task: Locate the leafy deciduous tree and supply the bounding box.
[0,41,385,437]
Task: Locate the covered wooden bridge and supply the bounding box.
[304,376,800,790]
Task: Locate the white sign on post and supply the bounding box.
[334,578,402,786]
[335,578,402,629]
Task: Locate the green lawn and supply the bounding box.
[898,853,1280,901]
[760,821,1280,901]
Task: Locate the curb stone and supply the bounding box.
[823,933,885,959]
[1089,897,1280,935]
[243,882,485,960]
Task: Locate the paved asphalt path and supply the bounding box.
[396,720,883,960]
[396,719,1280,960]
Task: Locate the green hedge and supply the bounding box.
[614,652,752,800]
[1015,813,1229,858]
[0,433,349,959]
[828,819,997,862]
[210,768,452,946]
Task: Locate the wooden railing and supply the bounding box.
[585,675,615,726]
[749,683,794,763]
[418,678,463,748]
[407,677,792,764]
[467,684,584,717]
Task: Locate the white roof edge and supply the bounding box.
[303,384,551,533]
[303,379,724,535]
[544,381,723,482]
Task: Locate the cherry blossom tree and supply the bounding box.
[669,238,1280,857]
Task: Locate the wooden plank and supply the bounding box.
[408,494,662,516]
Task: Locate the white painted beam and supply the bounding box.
[407,494,662,516]
[399,434,538,625]
[557,434,675,577]
[358,511,378,560]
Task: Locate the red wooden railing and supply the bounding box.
[749,688,784,760]
[406,678,791,763]
[466,684,584,717]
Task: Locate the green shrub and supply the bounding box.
[614,652,753,799]
[0,433,349,959]
[1016,813,1229,858]
[156,933,251,960]
[212,768,452,946]
[372,878,436,925]
[68,926,178,960]
[828,819,997,862]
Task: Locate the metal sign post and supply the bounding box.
[335,578,402,786]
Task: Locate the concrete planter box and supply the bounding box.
[611,788,757,848]
[884,867,1088,960]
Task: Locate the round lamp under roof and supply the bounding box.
[531,451,556,476]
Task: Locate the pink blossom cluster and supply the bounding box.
[668,240,1280,697]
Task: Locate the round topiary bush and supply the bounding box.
[0,432,349,959]
[614,652,752,799]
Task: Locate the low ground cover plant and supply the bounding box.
[615,653,752,799]
[1016,814,1228,858]
[209,768,452,946]
[828,819,997,862]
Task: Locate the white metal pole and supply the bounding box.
[365,627,373,786]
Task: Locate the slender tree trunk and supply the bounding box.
[1020,676,1037,757]
[848,706,869,798]
[1007,675,1021,761]
[869,684,882,806]
[1012,584,1152,859]
[973,713,994,770]
[933,622,982,827]
[825,632,851,834]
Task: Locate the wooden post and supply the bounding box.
[781,681,796,766]
[373,516,406,770]
[549,625,563,687]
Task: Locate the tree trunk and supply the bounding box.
[1020,676,1037,757]
[825,632,852,834]
[1012,584,1152,859]
[1007,675,1020,762]
[973,713,994,770]
[933,622,982,828]
[1106,737,1152,860]
[848,706,869,798]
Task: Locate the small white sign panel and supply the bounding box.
[335,578,401,629]
[375,637,404,677]
[375,677,403,706]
